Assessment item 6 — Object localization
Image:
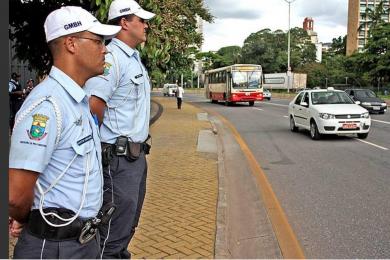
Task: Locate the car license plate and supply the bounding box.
[373,106,380,110]
[342,123,357,129]
[245,92,250,96]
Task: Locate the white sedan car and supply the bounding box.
[288,88,371,140]
[263,89,272,100]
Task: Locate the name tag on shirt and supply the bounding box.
[77,135,93,146]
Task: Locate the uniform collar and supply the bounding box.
[49,66,87,103]
[110,38,140,59]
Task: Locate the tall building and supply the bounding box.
[346,0,390,56]
[302,17,322,62]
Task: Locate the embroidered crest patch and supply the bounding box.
[103,62,112,76]
[28,114,49,141]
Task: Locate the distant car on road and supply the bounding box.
[263,89,271,100]
[344,88,387,114]
[288,88,371,140]
[162,83,178,97]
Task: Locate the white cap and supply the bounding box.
[44,6,121,42]
[108,0,155,21]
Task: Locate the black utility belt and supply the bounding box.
[101,136,151,166]
[27,208,89,242]
[27,204,116,243]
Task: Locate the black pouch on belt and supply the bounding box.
[27,208,83,241]
[102,143,113,167]
[126,142,141,162]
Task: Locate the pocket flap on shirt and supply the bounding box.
[130,75,142,85]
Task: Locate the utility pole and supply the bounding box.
[284,0,297,93]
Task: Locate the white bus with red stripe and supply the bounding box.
[205,64,263,106]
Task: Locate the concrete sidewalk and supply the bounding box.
[128,97,219,258]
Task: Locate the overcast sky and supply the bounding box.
[202,0,348,51]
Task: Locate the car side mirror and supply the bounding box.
[300,101,309,107]
[355,101,361,105]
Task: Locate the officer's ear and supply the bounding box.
[63,36,78,54]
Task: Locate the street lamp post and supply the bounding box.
[284,0,296,93]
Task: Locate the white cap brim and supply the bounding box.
[134,9,155,20]
[88,22,121,39]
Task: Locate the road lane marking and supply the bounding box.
[355,139,389,151]
[253,108,263,111]
[372,119,390,125]
[262,102,289,107]
[284,115,289,118]
[203,108,305,259]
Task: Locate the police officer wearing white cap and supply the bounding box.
[9,6,120,259]
[85,0,155,258]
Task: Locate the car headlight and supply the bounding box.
[361,112,370,118]
[319,113,335,119]
[362,102,371,106]
[381,103,387,107]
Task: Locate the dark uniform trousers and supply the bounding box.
[99,152,147,259]
[13,227,100,259]
[176,97,182,109]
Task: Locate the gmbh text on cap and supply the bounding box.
[108,0,155,21]
[44,6,121,43]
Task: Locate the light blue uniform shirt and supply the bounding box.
[9,79,19,92]
[9,66,103,219]
[85,38,151,144]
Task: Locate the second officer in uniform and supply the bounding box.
[85,0,155,258]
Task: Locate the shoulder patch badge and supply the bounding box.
[103,62,112,76]
[27,114,49,141]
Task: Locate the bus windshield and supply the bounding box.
[232,71,261,89]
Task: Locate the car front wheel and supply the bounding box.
[290,116,298,132]
[310,121,321,140]
[357,133,368,139]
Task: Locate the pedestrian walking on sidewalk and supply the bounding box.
[8,6,120,259]
[85,0,155,258]
[176,84,184,109]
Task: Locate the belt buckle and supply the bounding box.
[78,220,97,244]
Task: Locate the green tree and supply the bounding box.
[358,0,389,36]
[93,0,213,86]
[240,27,316,73]
[358,23,390,87]
[296,62,327,88]
[9,0,94,76]
[329,35,347,56]
[215,46,242,67]
[195,51,222,71]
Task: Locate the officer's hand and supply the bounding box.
[9,217,24,238]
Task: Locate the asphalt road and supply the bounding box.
[170,92,390,258]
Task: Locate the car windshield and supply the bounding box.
[311,91,354,105]
[232,71,261,89]
[355,90,376,98]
